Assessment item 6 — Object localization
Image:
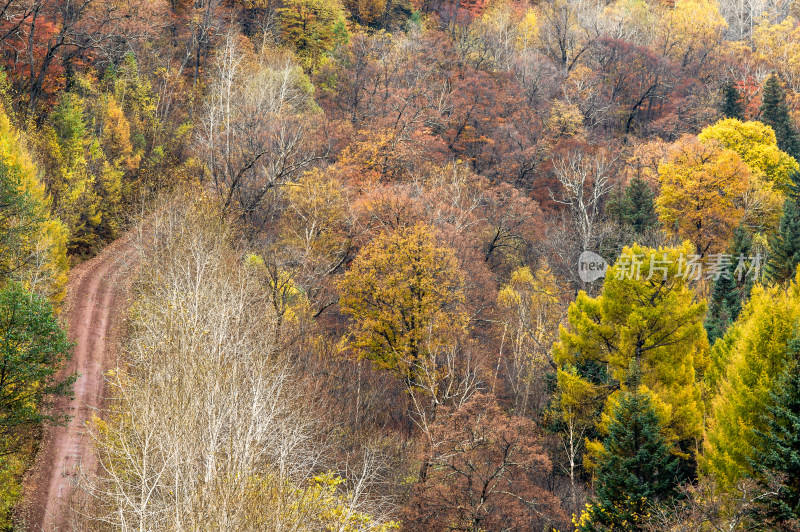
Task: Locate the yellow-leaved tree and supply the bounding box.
[554,242,709,464]
[498,261,564,417]
[0,104,68,305]
[656,136,751,255]
[751,16,800,95]
[36,89,127,253]
[697,118,794,232]
[655,0,727,74]
[697,118,798,189]
[703,269,800,489]
[338,224,468,389]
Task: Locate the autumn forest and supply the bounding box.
[3,0,800,530]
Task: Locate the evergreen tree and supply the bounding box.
[619,175,658,234]
[705,272,739,346]
[760,74,800,159]
[607,177,652,233]
[721,81,744,120]
[751,335,800,529]
[605,175,659,259]
[577,388,680,531]
[706,225,755,344]
[768,199,800,285]
[768,170,800,284]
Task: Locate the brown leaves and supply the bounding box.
[403,392,569,531]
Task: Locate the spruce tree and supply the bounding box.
[751,335,800,529]
[705,272,739,346]
[768,200,800,284]
[760,74,800,159]
[578,388,680,531]
[721,81,744,120]
[768,170,800,284]
[607,175,658,233]
[706,225,753,345]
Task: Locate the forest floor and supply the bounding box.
[19,230,140,531]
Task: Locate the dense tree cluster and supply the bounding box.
[3,0,800,529]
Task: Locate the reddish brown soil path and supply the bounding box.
[19,230,140,531]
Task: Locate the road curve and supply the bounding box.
[21,231,139,531]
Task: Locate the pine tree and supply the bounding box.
[706,225,755,344]
[768,169,800,284]
[751,335,800,529]
[721,81,744,120]
[705,272,739,346]
[768,198,800,285]
[760,74,800,159]
[605,175,658,260]
[577,388,680,531]
[620,175,658,233]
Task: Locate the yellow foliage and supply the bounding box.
[282,169,350,268]
[696,119,793,233]
[546,100,585,138]
[0,452,25,530]
[657,0,727,66]
[752,16,800,93]
[101,96,140,173]
[698,118,799,189]
[343,0,387,26]
[702,270,800,489]
[339,224,468,386]
[657,136,751,255]
[555,242,709,460]
[601,0,654,42]
[498,262,563,363]
[518,8,539,51]
[0,105,68,305]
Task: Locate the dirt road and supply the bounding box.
[20,232,139,531]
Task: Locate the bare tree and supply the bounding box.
[550,149,615,252]
[719,0,790,40]
[77,200,395,531]
[197,33,322,224]
[537,0,601,76]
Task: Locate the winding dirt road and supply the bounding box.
[20,231,139,531]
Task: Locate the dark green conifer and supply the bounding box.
[768,171,800,284]
[705,225,756,345]
[761,73,800,159]
[578,387,680,531]
[721,81,745,120]
[705,272,739,346]
[606,175,658,234]
[751,335,800,530]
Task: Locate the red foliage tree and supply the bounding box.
[403,393,569,531]
[0,0,165,114]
